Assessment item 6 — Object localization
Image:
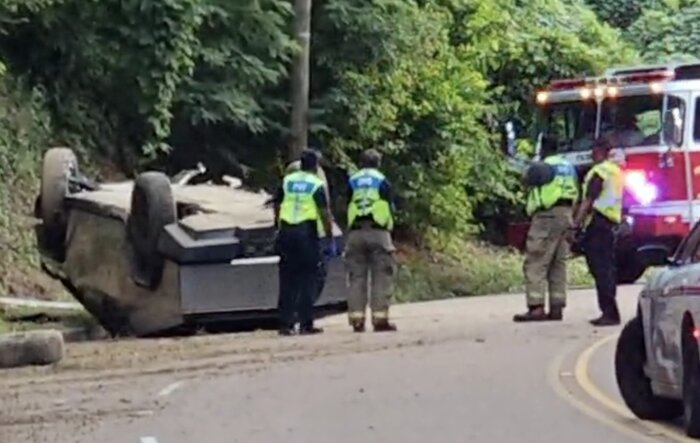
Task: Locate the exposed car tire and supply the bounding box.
[40,147,79,258]
[127,172,176,290]
[682,325,700,437]
[615,316,683,420]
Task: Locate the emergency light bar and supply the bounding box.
[539,69,675,101]
[620,69,674,84]
[548,78,589,90]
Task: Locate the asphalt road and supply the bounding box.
[4,284,694,443]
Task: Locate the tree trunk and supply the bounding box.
[289,0,312,162]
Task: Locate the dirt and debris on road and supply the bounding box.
[0,294,502,436]
[0,288,629,443]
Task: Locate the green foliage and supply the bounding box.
[394,242,593,301]
[0,75,54,288]
[131,0,205,156]
[311,1,513,241]
[585,0,675,29]
[0,0,207,162]
[0,0,638,242]
[1,0,296,173]
[627,3,700,62]
[0,0,58,74]
[404,0,638,240]
[439,0,637,127]
[178,1,295,130]
[165,0,296,181]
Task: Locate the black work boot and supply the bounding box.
[351,319,366,333]
[373,320,397,332]
[589,315,620,327]
[548,305,564,321]
[513,305,548,322]
[299,324,324,335]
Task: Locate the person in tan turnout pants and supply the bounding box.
[514,139,579,322]
[344,149,397,333]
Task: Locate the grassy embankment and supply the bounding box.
[394,241,595,302]
[0,77,66,300]
[0,305,95,334]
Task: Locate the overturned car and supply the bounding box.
[34,147,347,337]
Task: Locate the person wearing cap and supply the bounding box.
[345,149,397,333]
[273,149,337,336]
[284,151,332,306]
[285,151,330,202]
[514,137,579,323]
[571,138,624,326]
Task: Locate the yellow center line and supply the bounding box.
[574,332,696,443]
[547,339,654,442]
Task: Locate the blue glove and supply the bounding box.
[322,238,338,259]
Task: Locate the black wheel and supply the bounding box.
[683,325,700,437]
[126,172,176,290]
[615,316,683,420]
[39,147,79,259]
[616,258,646,285]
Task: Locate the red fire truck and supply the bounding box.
[504,62,700,284]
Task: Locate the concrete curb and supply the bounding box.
[0,296,82,311]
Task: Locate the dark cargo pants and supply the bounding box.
[344,227,396,325]
[523,205,572,308]
[276,224,320,329]
[583,213,620,321]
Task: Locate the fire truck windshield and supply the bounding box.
[536,100,596,152]
[537,92,686,153]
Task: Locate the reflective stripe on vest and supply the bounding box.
[279,171,324,225]
[347,168,394,230]
[583,160,623,225]
[526,155,579,216]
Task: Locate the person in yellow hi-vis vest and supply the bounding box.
[284,150,332,306]
[285,152,330,202]
[273,149,336,336]
[571,138,624,326]
[514,139,579,323]
[345,149,397,333]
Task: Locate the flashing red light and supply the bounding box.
[548,78,588,90]
[618,70,674,85]
[624,169,658,206]
[693,328,700,340]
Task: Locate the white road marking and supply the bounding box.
[140,437,158,443]
[158,380,185,397]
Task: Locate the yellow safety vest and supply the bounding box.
[347,168,394,230]
[583,160,623,225]
[526,155,579,216]
[279,171,324,226]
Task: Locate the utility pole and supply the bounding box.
[289,0,312,162]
